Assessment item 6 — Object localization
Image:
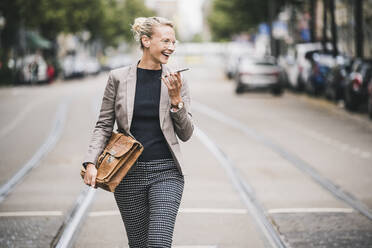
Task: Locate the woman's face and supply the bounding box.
[144,25,176,64]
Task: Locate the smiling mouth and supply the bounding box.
[161,52,171,58]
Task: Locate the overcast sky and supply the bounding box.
[145,0,205,39]
[178,0,204,35]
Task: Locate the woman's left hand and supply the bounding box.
[162,72,182,105]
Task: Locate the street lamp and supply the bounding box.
[0,16,5,29]
[0,13,5,33]
[0,12,6,69]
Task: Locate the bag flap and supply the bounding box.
[106,134,140,158]
[96,147,139,180]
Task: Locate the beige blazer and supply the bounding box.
[83,61,194,176]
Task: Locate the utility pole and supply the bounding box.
[329,0,338,56]
[309,0,316,42]
[322,0,328,51]
[268,0,276,57]
[355,0,363,58]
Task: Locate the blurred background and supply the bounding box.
[0,0,372,247]
[0,0,372,116]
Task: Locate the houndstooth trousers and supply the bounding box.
[114,158,185,248]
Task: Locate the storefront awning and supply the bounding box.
[26,31,52,49]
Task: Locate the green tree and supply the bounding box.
[208,0,270,41]
[98,0,155,47]
[0,0,154,83]
[207,0,299,41]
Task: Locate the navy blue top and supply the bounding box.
[130,67,173,161]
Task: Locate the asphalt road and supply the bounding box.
[0,54,371,248]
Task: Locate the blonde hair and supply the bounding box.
[131,16,174,49]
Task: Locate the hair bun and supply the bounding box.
[131,16,174,48]
[131,17,147,41]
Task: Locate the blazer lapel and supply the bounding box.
[126,63,138,130]
[160,64,170,128]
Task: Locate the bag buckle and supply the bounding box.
[107,155,114,163]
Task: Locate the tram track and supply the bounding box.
[0,97,71,203]
[52,88,288,247]
[194,127,289,248]
[0,80,106,248]
[51,92,102,248]
[50,95,371,247]
[52,125,289,248]
[51,187,96,248]
[193,100,372,221]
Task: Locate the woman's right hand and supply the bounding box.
[84,163,97,188]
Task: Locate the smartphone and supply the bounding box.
[162,68,190,78]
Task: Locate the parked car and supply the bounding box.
[224,42,254,79]
[368,78,372,119]
[324,55,353,101]
[305,51,336,95]
[282,42,324,91]
[235,56,284,95]
[225,53,241,79]
[61,54,85,79]
[344,59,372,111]
[84,57,101,75]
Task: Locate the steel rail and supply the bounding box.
[195,127,288,248]
[51,92,102,248]
[0,97,71,203]
[193,101,372,221]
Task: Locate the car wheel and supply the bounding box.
[271,86,283,96]
[235,83,244,94]
[305,81,315,95]
[296,76,305,92]
[344,87,358,111]
[368,96,372,119]
[325,83,336,101]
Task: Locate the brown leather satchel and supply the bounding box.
[80,132,143,192]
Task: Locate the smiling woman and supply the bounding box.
[82,16,194,248]
[131,16,177,67]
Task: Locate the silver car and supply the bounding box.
[235,56,284,95]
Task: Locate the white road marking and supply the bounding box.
[0,211,63,217]
[55,187,96,248]
[0,207,354,218]
[52,93,101,248]
[173,246,218,248]
[0,208,247,218]
[194,127,287,248]
[88,208,249,217]
[179,208,248,214]
[88,210,118,217]
[193,101,372,221]
[268,208,353,214]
